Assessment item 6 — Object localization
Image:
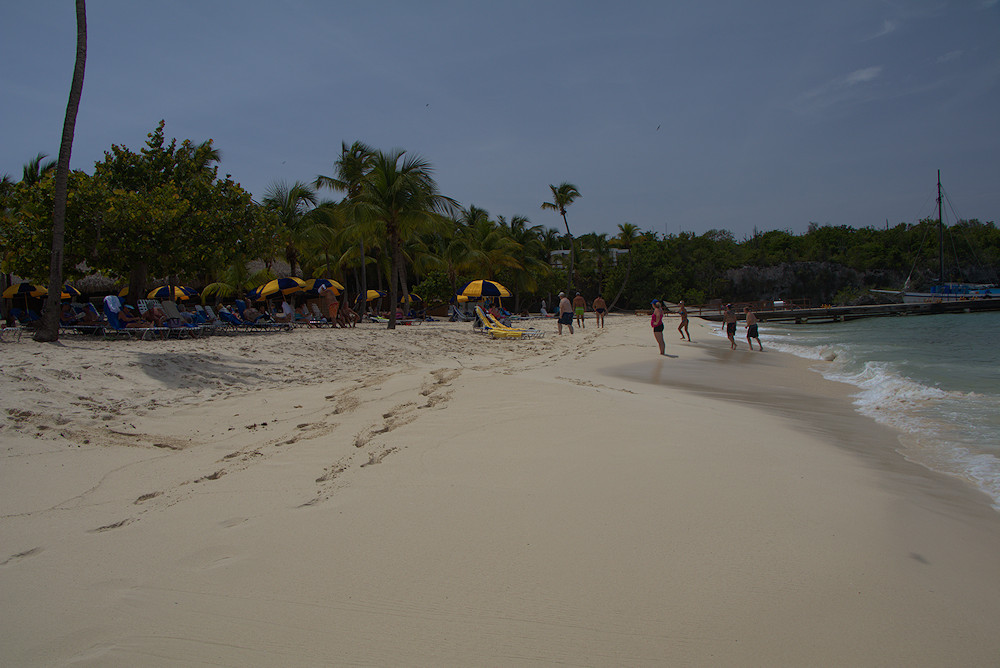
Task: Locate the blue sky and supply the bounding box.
[2,1,998,240]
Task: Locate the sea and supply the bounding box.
[756,311,1000,510]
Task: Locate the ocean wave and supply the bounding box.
[770,326,1000,510]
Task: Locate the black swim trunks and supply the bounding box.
[748,324,759,338]
[726,322,737,335]
[559,312,573,325]
[653,323,664,333]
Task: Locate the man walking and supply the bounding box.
[557,291,574,335]
[573,292,587,329]
[721,303,738,350]
[744,306,762,351]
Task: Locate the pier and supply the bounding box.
[696,298,1000,324]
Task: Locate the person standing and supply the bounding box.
[677,300,691,341]
[557,291,574,335]
[744,306,762,351]
[540,299,547,317]
[721,303,738,350]
[651,299,665,355]
[592,294,607,328]
[572,292,587,328]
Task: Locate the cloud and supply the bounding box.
[793,66,884,114]
[844,66,883,85]
[937,50,963,64]
[871,19,898,38]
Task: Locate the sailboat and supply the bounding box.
[887,171,999,303]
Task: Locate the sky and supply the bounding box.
[2,0,998,241]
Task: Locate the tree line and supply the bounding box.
[3,123,999,327]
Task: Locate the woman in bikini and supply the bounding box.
[677,300,690,341]
[651,300,665,355]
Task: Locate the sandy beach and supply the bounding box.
[3,315,1000,666]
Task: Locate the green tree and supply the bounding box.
[262,180,318,277]
[541,182,581,293]
[354,149,454,329]
[35,0,87,342]
[90,121,265,302]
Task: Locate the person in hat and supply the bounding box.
[721,303,738,350]
[592,294,607,328]
[651,299,665,355]
[557,291,574,335]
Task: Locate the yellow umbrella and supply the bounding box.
[460,279,511,298]
[3,282,47,299]
[365,289,387,301]
[248,277,307,302]
[303,278,344,295]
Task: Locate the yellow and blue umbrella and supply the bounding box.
[303,278,344,296]
[460,279,511,298]
[364,289,387,301]
[148,285,198,301]
[61,284,82,300]
[248,277,307,302]
[3,282,47,299]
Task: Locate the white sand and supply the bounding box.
[3,315,1000,666]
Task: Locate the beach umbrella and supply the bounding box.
[364,289,387,301]
[118,287,129,297]
[248,277,307,302]
[148,285,198,301]
[61,284,82,300]
[303,278,344,296]
[3,282,47,299]
[454,294,469,303]
[399,293,422,303]
[460,279,511,298]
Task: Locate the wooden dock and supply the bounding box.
[697,298,1000,324]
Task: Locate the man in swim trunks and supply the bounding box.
[592,294,607,328]
[721,303,738,350]
[572,292,586,328]
[557,291,574,335]
[744,306,762,351]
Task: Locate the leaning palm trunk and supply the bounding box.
[35,0,86,342]
[608,254,632,311]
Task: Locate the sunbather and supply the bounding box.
[118,305,151,328]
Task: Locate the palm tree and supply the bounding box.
[464,213,523,280]
[354,149,454,329]
[608,222,641,309]
[35,0,86,343]
[541,182,581,293]
[262,180,318,278]
[315,140,374,307]
[314,140,374,201]
[22,153,58,186]
[498,215,550,312]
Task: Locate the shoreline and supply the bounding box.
[3,315,1000,665]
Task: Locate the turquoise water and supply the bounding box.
[758,311,1000,510]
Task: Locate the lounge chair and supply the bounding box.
[474,306,543,339]
[160,301,202,337]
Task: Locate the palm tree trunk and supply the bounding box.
[608,254,631,311]
[562,212,574,294]
[387,229,399,329]
[35,0,86,343]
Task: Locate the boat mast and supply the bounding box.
[937,169,944,285]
